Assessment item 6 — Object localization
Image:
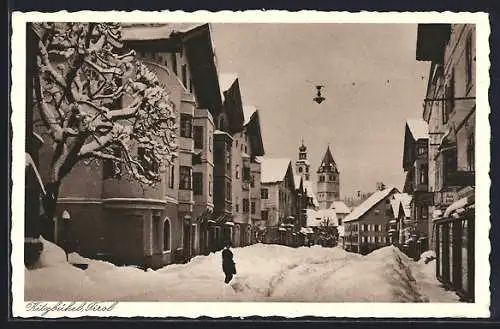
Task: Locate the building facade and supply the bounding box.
[316,146,340,209]
[260,159,297,245]
[37,23,229,269]
[343,187,398,254]
[402,118,433,257]
[416,23,476,301]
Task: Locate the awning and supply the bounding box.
[279,227,287,232]
[443,196,472,218]
[224,221,235,227]
[389,219,397,224]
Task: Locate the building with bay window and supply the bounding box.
[416,23,475,301]
[36,23,225,269]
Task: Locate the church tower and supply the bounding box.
[295,139,310,181]
[316,145,340,209]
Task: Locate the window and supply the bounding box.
[250,175,255,188]
[305,167,309,173]
[103,147,121,179]
[208,174,212,196]
[163,219,170,251]
[181,64,187,88]
[193,126,204,149]
[138,147,159,174]
[251,201,256,214]
[362,236,367,243]
[299,153,306,160]
[467,133,475,171]
[261,210,268,221]
[192,152,202,165]
[421,206,428,219]
[169,165,174,188]
[243,199,249,213]
[261,188,269,199]
[244,146,247,153]
[180,114,192,138]
[179,166,192,190]
[466,33,473,89]
[298,167,303,173]
[153,213,161,252]
[443,69,455,124]
[418,145,427,156]
[419,164,428,184]
[329,175,335,181]
[218,116,225,131]
[225,181,231,200]
[171,53,178,75]
[319,175,325,182]
[235,197,239,212]
[243,167,251,181]
[236,140,239,148]
[208,135,212,152]
[193,172,203,195]
[235,164,240,179]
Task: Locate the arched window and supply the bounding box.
[163,218,171,251]
[235,164,240,179]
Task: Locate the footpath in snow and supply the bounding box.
[24,238,460,302]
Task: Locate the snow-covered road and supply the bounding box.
[25,238,460,302]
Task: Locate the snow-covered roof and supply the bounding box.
[330,201,351,214]
[243,105,258,126]
[121,23,203,41]
[213,130,232,138]
[218,73,238,100]
[406,118,429,140]
[390,199,400,219]
[306,208,338,227]
[260,158,292,184]
[443,196,470,218]
[343,187,397,223]
[303,181,319,208]
[392,193,412,218]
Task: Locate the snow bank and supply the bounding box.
[33,237,67,268]
[418,250,437,264]
[25,242,460,303]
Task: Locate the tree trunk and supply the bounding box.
[41,181,61,243]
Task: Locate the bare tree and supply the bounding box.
[29,22,177,232]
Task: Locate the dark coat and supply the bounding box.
[222,248,236,274]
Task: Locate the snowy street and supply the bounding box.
[25,239,460,303]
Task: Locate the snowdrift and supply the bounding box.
[24,239,459,302]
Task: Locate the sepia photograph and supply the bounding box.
[11,11,490,318]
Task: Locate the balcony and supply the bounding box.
[444,171,475,187]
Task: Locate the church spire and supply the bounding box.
[318,145,337,172]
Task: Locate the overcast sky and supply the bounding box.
[211,23,430,198]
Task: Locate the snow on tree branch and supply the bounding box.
[32,22,177,185]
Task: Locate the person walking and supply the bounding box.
[222,241,236,284]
